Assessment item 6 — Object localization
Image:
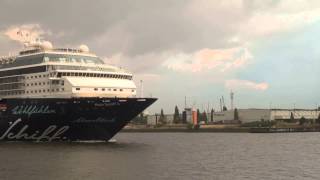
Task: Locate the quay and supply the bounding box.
[250,127,320,133]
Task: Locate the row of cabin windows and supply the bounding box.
[0,91,24,95]
[0,88,65,96]
[26,80,64,86]
[75,88,135,92]
[0,76,25,84]
[27,82,49,86]
[0,83,22,90]
[1,88,135,96]
[57,72,132,80]
[0,66,46,77]
[26,88,64,94]
[26,74,49,79]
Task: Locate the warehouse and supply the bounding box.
[210,109,319,123]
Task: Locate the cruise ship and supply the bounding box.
[0,40,156,141]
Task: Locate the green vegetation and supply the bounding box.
[197,109,200,122]
[316,113,320,124]
[234,108,239,121]
[173,105,181,124]
[159,108,166,124]
[223,106,227,111]
[290,112,294,122]
[210,108,214,122]
[132,113,147,124]
[299,116,306,125]
[202,111,208,123]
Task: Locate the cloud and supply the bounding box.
[163,47,253,72]
[3,24,49,43]
[1,1,318,58]
[241,8,320,37]
[225,79,269,91]
[102,52,168,73]
[134,73,161,82]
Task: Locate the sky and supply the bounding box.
[0,0,319,114]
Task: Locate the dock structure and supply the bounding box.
[250,127,320,133]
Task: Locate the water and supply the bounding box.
[0,133,320,180]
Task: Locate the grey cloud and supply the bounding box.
[1,0,317,73]
[242,0,280,12]
[0,0,244,54]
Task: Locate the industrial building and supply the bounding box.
[146,108,320,125]
[210,109,319,123]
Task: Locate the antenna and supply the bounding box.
[219,98,222,112]
[140,80,143,98]
[222,96,227,111]
[222,96,225,107]
[184,96,187,109]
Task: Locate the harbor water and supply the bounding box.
[0,132,319,180]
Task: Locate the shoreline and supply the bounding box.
[121,128,250,133]
[121,125,320,133]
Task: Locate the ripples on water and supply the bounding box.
[0,133,319,180]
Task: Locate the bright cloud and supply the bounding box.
[163,47,253,73]
[3,24,49,43]
[225,79,269,91]
[242,8,320,37]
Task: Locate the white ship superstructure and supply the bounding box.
[0,41,137,98]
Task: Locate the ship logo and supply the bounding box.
[11,105,56,117]
[0,119,69,141]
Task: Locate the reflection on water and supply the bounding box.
[0,133,319,180]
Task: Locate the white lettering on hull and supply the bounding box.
[11,105,56,117]
[0,119,69,141]
[73,117,115,123]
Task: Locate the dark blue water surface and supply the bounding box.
[0,133,319,180]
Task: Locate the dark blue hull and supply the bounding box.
[0,97,156,141]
